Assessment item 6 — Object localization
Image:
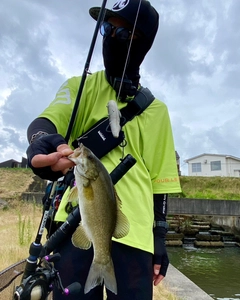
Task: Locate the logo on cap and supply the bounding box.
[112,0,130,11]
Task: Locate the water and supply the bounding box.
[167,246,240,300]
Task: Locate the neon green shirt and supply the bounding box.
[39,70,181,253]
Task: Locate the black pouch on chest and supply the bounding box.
[72,118,125,159]
[72,87,155,159]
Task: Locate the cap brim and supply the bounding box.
[89,7,122,22]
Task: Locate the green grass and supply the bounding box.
[170,176,240,200]
[1,168,240,201]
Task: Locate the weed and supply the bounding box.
[18,213,33,246]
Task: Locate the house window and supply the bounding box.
[211,160,221,171]
[192,162,201,172]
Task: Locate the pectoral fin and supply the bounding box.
[113,208,130,239]
[72,223,92,249]
[68,185,78,203]
[112,190,130,239]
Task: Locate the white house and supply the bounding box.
[185,153,240,177]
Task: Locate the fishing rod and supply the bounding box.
[13,1,108,299]
[65,0,107,143]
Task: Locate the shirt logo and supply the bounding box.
[113,0,129,11]
[52,81,71,105]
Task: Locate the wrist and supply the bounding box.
[153,223,168,238]
[154,221,169,229]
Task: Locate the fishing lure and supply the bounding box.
[107,100,122,138]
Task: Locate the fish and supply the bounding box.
[67,144,130,294]
[107,100,122,138]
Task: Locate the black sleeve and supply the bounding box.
[27,117,57,143]
[153,194,168,222]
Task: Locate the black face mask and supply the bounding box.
[103,36,154,101]
[102,35,139,99]
[102,35,151,99]
[103,35,130,78]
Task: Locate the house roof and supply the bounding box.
[0,157,27,167]
[0,158,20,164]
[184,153,240,163]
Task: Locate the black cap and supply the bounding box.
[89,0,159,41]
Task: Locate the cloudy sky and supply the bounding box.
[0,0,239,175]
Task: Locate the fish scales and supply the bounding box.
[68,144,130,294]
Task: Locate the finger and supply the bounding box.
[61,148,74,156]
[51,157,75,172]
[62,167,73,175]
[31,153,63,168]
[153,274,164,286]
[57,144,73,156]
[154,264,161,276]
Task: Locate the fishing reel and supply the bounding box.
[13,253,81,300]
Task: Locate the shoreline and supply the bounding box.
[163,264,214,300]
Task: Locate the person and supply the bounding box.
[26,0,181,299]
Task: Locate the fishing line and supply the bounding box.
[116,0,143,100]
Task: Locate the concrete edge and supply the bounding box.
[162,264,214,300]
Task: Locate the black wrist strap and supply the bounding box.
[154,221,169,229]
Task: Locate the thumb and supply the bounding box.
[31,152,63,168]
[57,144,73,156]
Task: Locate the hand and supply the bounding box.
[153,264,165,286]
[153,227,169,286]
[27,134,74,180]
[31,144,74,172]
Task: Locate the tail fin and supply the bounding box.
[84,259,117,295]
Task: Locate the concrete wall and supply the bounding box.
[168,198,240,216]
[168,198,240,231]
[211,216,240,233]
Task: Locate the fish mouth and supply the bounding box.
[68,144,99,181]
